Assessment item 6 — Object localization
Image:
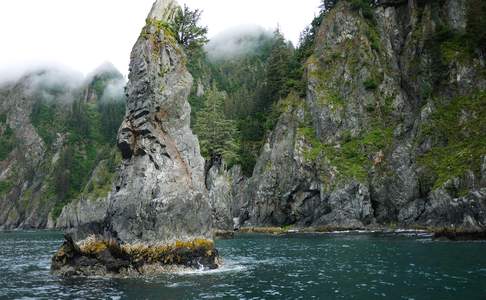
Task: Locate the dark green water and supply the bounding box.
[1,231,485,299]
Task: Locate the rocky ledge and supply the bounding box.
[51,235,220,277]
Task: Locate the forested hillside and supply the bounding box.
[0,64,125,228]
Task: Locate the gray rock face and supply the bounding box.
[56,197,109,230]
[236,96,374,228]
[102,0,212,244]
[206,157,234,230]
[148,0,179,22]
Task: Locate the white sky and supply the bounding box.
[0,0,321,80]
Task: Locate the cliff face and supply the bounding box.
[0,73,51,229]
[235,0,486,229]
[2,0,485,234]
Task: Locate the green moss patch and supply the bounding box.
[418,91,486,189]
[0,115,16,161]
[0,180,13,196]
[299,123,393,186]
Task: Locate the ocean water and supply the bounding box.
[0,231,485,299]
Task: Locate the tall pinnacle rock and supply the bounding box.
[148,0,179,22]
[108,0,212,244]
[51,0,218,275]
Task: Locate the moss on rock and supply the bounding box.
[418,91,486,189]
[51,235,220,276]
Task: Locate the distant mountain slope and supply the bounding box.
[0,65,126,229]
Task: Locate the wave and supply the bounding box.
[175,259,247,276]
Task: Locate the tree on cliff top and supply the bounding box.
[173,4,208,52]
[264,29,293,105]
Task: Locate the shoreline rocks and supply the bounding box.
[432,228,486,241]
[51,234,220,277]
[234,225,486,241]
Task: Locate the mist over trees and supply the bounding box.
[28,69,125,218]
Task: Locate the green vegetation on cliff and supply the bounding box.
[0,180,13,196]
[299,123,392,187]
[188,23,321,174]
[0,114,16,161]
[418,91,486,189]
[173,4,208,53]
[29,73,125,220]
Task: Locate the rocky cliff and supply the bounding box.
[2,0,485,235]
[232,0,486,230]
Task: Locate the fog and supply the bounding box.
[0,1,320,77]
[101,79,126,103]
[0,63,126,105]
[205,25,273,61]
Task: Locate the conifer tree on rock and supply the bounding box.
[194,84,240,166]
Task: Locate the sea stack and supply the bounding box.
[51,0,218,276]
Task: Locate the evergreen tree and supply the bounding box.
[320,0,339,12]
[173,4,208,52]
[194,84,240,165]
[297,13,324,63]
[265,29,292,106]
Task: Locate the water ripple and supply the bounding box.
[1,231,486,299]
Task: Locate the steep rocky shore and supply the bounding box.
[1,0,485,244]
[210,0,486,231]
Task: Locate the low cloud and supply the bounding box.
[205,24,273,61]
[0,62,83,88]
[101,78,126,103]
[87,62,127,103]
[19,66,85,104]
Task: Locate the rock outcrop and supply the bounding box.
[206,156,246,230]
[107,0,211,244]
[51,234,219,276]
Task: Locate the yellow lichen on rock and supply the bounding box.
[52,235,219,276]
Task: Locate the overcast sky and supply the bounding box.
[0,0,321,80]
